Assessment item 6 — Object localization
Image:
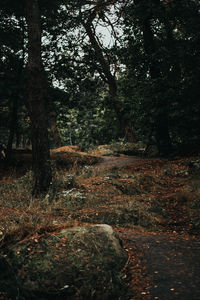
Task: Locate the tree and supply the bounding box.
[82,10,136,142]
[54,1,136,142]
[141,0,172,154]
[6,17,26,160]
[120,0,200,153]
[0,11,26,158]
[1,0,199,162]
[25,0,52,195]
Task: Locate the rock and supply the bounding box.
[3,225,128,299]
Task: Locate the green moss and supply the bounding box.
[1,226,128,299]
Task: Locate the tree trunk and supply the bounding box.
[49,111,62,148]
[26,0,52,196]
[142,16,172,155]
[6,98,18,161]
[6,17,26,154]
[109,81,136,142]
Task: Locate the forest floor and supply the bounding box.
[0,145,200,299]
[86,154,200,299]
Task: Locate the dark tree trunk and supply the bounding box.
[142,16,172,155]
[26,0,52,196]
[6,98,18,161]
[83,16,136,143]
[6,23,25,160]
[6,17,26,155]
[109,82,136,143]
[162,13,181,82]
[15,127,21,148]
[49,111,62,148]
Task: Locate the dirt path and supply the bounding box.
[94,155,140,170]
[120,231,200,300]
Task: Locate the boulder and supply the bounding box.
[2,224,128,299]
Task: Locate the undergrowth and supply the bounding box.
[0,149,200,300]
[0,154,200,250]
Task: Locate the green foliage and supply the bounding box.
[57,104,120,150]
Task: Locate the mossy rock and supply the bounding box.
[2,225,128,299]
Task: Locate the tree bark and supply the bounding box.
[142,15,172,155]
[26,0,52,196]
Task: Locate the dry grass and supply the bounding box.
[1,149,200,251]
[0,163,160,249]
[175,179,200,231]
[51,146,100,168]
[88,142,145,157]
